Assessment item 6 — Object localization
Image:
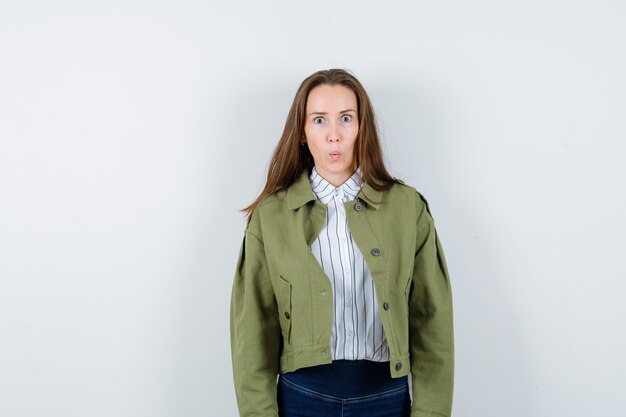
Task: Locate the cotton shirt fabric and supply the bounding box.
[309,166,390,362]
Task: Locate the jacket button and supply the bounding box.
[321,290,327,296]
[284,311,290,320]
[383,302,390,310]
[395,362,403,371]
[371,247,381,256]
[354,203,363,211]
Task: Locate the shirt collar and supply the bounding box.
[286,167,382,210]
[309,166,361,204]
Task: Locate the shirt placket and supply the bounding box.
[334,188,355,358]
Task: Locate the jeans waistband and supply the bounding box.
[280,360,407,398]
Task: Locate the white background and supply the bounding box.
[1,1,624,416]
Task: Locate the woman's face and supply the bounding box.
[304,84,359,186]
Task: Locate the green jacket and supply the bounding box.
[230,168,454,417]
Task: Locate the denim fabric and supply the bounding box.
[277,360,411,417]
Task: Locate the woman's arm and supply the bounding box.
[230,212,281,417]
[408,191,455,417]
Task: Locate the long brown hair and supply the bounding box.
[240,68,401,222]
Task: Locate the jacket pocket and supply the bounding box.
[275,274,293,345]
[405,274,412,304]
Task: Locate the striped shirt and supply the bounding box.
[309,166,390,362]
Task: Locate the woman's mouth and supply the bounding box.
[330,151,341,159]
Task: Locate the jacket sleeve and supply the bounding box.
[230,212,281,417]
[409,191,455,417]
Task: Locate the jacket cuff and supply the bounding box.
[411,408,449,417]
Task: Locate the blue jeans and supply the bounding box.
[277,360,411,417]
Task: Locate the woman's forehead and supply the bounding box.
[306,84,357,113]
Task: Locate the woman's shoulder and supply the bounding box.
[385,176,423,199]
[244,187,292,235]
[385,178,433,218]
[256,187,290,210]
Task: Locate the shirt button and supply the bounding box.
[395,362,403,371]
[354,203,363,211]
[347,330,353,336]
[383,302,390,310]
[345,301,352,308]
[371,247,381,256]
[284,311,290,319]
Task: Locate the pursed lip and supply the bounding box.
[329,151,341,156]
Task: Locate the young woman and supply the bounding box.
[230,69,454,417]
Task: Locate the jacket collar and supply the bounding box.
[286,168,382,210]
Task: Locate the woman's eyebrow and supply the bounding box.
[307,109,356,116]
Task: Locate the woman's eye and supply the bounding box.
[313,117,324,124]
[341,115,352,122]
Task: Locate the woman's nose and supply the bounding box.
[328,122,341,142]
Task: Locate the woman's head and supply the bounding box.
[285,69,380,179]
[303,83,359,186]
[241,68,400,220]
